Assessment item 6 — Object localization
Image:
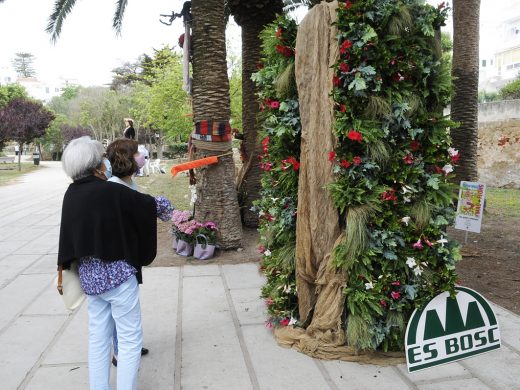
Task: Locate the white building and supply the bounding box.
[479,0,520,92]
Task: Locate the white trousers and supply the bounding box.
[87,276,143,390]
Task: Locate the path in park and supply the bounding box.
[0,161,519,390]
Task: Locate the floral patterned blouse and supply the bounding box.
[79,196,173,295]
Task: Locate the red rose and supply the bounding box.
[343,0,353,9]
[340,40,353,54]
[339,104,347,113]
[328,151,336,162]
[347,130,363,142]
[380,299,388,307]
[391,281,401,286]
[410,140,421,151]
[276,26,283,38]
[391,291,401,300]
[353,156,362,165]
[451,154,460,163]
[403,154,414,164]
[257,62,264,70]
[339,62,350,73]
[340,159,351,168]
[280,318,290,327]
[333,75,341,87]
[381,189,397,202]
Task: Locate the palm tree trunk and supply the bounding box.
[231,0,283,227]
[192,0,242,249]
[451,0,480,182]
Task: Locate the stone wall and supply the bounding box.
[478,100,520,188]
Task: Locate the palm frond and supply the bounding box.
[364,96,391,119]
[113,0,129,36]
[406,94,422,116]
[346,314,375,350]
[46,0,78,42]
[387,5,413,36]
[411,198,431,230]
[386,310,405,331]
[274,242,296,272]
[366,140,390,165]
[275,62,296,98]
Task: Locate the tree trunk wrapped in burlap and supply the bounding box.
[274,1,403,365]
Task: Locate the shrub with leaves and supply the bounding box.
[251,15,301,328]
[330,0,461,351]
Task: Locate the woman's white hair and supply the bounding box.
[62,136,104,180]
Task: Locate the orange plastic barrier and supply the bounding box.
[170,156,219,177]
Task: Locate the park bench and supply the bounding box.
[0,156,15,163]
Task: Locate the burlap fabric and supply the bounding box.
[274,0,404,364]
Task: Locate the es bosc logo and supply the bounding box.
[405,286,501,372]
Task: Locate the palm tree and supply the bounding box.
[228,0,283,227]
[451,0,481,182]
[47,0,243,249]
[191,0,242,248]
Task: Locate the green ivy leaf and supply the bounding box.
[349,76,367,91]
[383,250,398,260]
[362,26,377,42]
[427,176,440,190]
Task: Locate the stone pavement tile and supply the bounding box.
[44,304,88,365]
[2,226,50,242]
[25,282,70,316]
[230,287,266,326]
[459,347,520,390]
[15,239,59,255]
[0,315,67,390]
[0,254,41,287]
[23,254,57,275]
[183,264,220,277]
[322,360,411,390]
[221,263,265,289]
[0,240,30,255]
[417,377,491,390]
[242,325,331,389]
[0,274,53,332]
[396,361,471,384]
[138,267,178,389]
[25,364,89,390]
[181,275,253,390]
[0,226,31,241]
[492,304,520,352]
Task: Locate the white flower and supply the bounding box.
[448,147,459,157]
[403,196,412,203]
[406,257,417,268]
[442,164,453,175]
[264,249,271,257]
[436,235,448,247]
[258,210,265,217]
[289,317,298,325]
[401,216,411,226]
[413,266,423,276]
[365,282,374,290]
[378,275,383,279]
[401,185,413,194]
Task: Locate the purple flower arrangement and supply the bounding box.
[171,210,218,245]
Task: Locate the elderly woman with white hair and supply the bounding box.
[58,136,172,390]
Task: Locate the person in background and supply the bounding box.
[14,144,19,156]
[123,118,135,140]
[137,144,150,177]
[58,136,172,390]
[105,138,173,367]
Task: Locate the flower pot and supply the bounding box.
[193,234,216,260]
[176,239,193,257]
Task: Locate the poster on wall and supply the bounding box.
[454,181,486,233]
[405,286,501,372]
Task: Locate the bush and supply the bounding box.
[166,142,188,158]
[500,78,520,100]
[478,90,500,103]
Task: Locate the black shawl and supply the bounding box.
[57,176,157,282]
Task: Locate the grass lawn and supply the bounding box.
[134,160,192,210]
[485,187,520,217]
[0,162,42,186]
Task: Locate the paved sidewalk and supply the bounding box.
[0,162,519,389]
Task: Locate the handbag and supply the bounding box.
[176,239,193,257]
[193,234,216,260]
[55,261,85,310]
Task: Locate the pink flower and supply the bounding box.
[413,239,423,250]
[258,245,265,253]
[270,100,280,109]
[265,297,274,306]
[353,156,362,165]
[328,151,336,162]
[380,299,388,307]
[265,322,274,329]
[391,281,401,286]
[347,130,363,142]
[391,291,401,300]
[425,239,433,247]
[280,318,290,327]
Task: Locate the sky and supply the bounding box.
[0,0,241,86]
[0,0,512,88]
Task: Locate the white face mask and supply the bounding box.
[103,158,112,179]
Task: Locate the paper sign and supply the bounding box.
[454,181,486,233]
